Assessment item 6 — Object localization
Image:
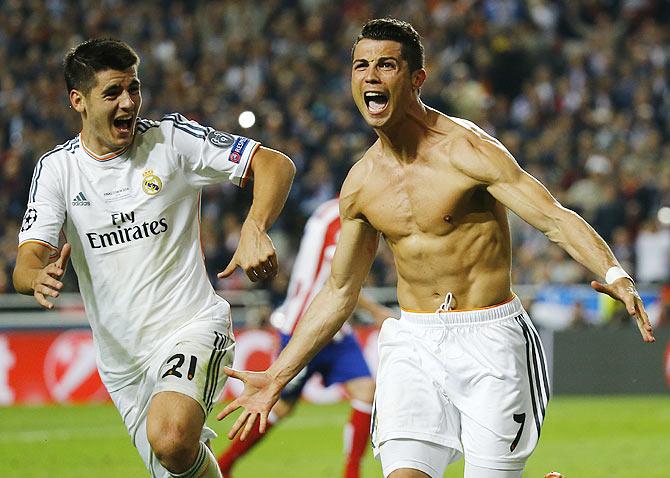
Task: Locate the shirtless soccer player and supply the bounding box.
[13,39,295,478]
[218,18,655,478]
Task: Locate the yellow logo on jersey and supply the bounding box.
[142,170,162,196]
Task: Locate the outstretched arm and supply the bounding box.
[218,213,380,439]
[13,242,71,309]
[451,130,654,343]
[218,147,295,282]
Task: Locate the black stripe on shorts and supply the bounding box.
[516,315,550,436]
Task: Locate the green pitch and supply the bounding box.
[0,396,668,477]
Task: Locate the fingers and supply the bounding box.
[593,281,656,344]
[32,264,65,310]
[633,299,655,343]
[217,260,237,279]
[34,291,55,309]
[218,257,276,280]
[41,273,64,293]
[56,243,71,269]
[590,281,613,298]
[241,413,261,441]
[223,366,239,379]
[259,411,268,434]
[217,399,240,421]
[228,411,251,440]
[269,254,278,273]
[245,254,279,282]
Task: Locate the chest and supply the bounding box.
[64,154,185,234]
[358,159,492,238]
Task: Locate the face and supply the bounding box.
[351,39,424,129]
[71,67,141,155]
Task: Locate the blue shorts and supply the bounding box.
[279,332,371,402]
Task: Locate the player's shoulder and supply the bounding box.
[442,114,497,149]
[35,135,81,169]
[442,115,516,182]
[139,113,211,140]
[345,142,380,184]
[135,117,161,135]
[339,146,379,220]
[340,147,373,197]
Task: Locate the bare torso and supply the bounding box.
[342,110,512,311]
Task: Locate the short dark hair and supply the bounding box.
[63,38,139,94]
[352,18,425,73]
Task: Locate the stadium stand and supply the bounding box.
[1,0,668,326]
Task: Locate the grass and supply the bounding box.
[0,396,668,477]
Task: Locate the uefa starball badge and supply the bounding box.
[142,170,162,196]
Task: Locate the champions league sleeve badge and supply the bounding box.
[21,208,38,232]
[142,170,162,196]
[207,130,235,149]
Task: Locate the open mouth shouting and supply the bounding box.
[113,116,135,135]
[364,91,389,115]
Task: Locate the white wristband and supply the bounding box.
[605,266,632,285]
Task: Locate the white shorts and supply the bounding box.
[372,296,550,474]
[109,316,235,477]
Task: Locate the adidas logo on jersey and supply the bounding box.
[72,192,90,206]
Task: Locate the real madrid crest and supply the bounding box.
[142,170,162,196]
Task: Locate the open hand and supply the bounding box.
[591,278,655,343]
[217,367,282,441]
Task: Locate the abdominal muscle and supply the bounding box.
[387,221,513,312]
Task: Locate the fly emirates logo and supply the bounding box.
[86,211,169,249]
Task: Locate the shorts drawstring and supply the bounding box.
[435,292,454,345]
[436,292,454,314]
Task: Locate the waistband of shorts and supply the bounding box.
[400,295,522,326]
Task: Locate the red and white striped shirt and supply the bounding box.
[271,198,351,339]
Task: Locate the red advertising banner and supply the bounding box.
[0,327,380,406]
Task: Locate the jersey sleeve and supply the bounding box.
[18,155,66,250]
[163,113,260,188]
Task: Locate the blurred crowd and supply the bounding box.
[1,0,669,308]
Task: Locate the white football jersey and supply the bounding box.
[271,198,351,339]
[19,113,259,391]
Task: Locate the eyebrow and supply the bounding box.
[353,56,400,64]
[101,79,140,95]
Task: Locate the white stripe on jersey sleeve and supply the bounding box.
[162,113,260,189]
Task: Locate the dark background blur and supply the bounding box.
[1,0,669,319]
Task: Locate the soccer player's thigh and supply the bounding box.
[458,317,548,473]
[380,438,458,478]
[148,320,235,445]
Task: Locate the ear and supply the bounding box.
[412,69,427,90]
[69,89,86,113]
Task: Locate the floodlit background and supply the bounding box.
[0,1,669,477]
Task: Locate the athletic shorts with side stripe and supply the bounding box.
[109,316,235,477]
[371,295,550,473]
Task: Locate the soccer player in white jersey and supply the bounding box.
[217,198,394,478]
[13,38,295,478]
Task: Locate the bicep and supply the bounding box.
[487,166,565,233]
[455,133,565,233]
[248,146,292,173]
[329,217,379,293]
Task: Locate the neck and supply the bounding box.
[374,99,429,163]
[80,132,127,160]
[80,130,126,157]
